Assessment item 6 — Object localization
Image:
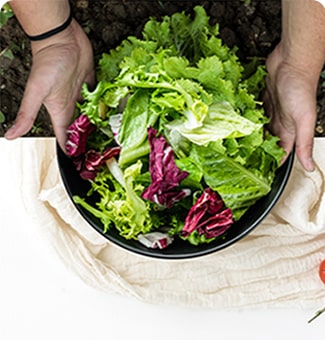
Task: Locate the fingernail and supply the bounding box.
[305,158,315,172]
[4,124,16,139]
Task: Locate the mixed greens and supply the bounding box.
[66,6,284,248]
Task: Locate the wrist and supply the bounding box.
[276,42,324,84]
[281,0,325,76]
[10,0,71,37]
[26,10,72,42]
[30,19,77,54]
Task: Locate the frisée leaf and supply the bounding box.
[74,161,154,239]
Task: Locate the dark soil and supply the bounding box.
[0,0,324,137]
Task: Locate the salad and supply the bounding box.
[66,6,285,249]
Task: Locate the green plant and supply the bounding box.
[240,0,252,6]
[0,4,13,29]
[0,111,5,124]
[31,123,44,135]
[0,46,14,60]
[1,41,22,62]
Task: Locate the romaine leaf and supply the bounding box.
[190,143,272,219]
[165,102,262,146]
[118,89,159,166]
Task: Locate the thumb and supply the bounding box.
[5,80,44,140]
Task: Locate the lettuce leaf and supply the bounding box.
[188,142,279,220]
[74,162,154,239]
[165,101,262,146]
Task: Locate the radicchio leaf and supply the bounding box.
[182,188,233,239]
[66,114,121,180]
[76,146,121,180]
[66,114,96,157]
[142,127,190,208]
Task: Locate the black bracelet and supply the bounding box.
[26,10,73,41]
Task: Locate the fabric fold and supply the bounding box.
[4,137,324,309]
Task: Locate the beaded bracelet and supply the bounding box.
[26,10,73,41]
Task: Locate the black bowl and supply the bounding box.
[57,144,294,259]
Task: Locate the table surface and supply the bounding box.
[1,216,323,340]
[0,139,323,339]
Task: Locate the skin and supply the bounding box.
[4,0,325,169]
[264,0,325,171]
[4,0,95,151]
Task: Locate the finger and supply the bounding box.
[294,112,316,172]
[51,70,96,153]
[4,81,44,140]
[51,104,75,154]
[278,129,295,166]
[268,107,295,165]
[291,86,317,172]
[263,88,294,165]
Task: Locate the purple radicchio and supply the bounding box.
[182,188,233,239]
[141,127,190,208]
[66,113,121,180]
[66,114,96,157]
[73,146,121,180]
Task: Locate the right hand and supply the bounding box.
[5,19,95,152]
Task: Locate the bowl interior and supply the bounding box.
[57,145,294,259]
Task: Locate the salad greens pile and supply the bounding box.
[67,6,285,248]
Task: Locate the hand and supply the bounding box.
[264,43,319,172]
[5,19,95,152]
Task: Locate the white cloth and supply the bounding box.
[2,137,325,308]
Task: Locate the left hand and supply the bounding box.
[264,43,319,172]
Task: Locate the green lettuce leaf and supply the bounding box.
[188,143,277,220]
[165,102,262,146]
[74,162,154,240]
[118,89,157,166]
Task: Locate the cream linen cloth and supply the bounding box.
[3,137,325,308]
